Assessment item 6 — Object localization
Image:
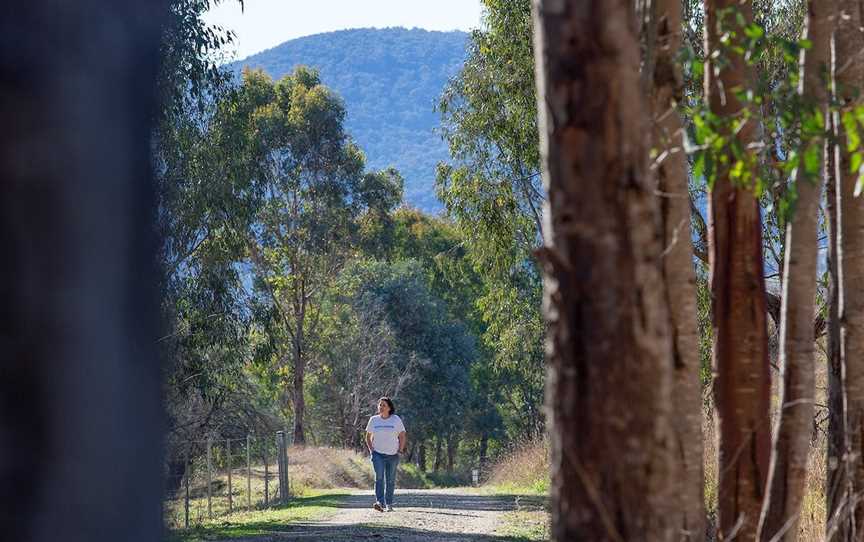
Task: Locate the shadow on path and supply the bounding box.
[328,491,546,513]
[258,524,538,541]
[207,491,548,542]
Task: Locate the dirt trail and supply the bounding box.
[232,488,546,541]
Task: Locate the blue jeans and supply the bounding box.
[370,450,399,505]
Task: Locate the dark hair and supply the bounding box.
[379,396,396,415]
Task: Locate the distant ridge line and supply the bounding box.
[227,27,470,212]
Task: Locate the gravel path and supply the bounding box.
[232,488,546,541]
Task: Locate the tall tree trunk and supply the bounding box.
[292,355,306,446]
[652,0,705,537]
[532,0,676,540]
[292,304,306,445]
[433,437,443,472]
[418,443,427,473]
[758,3,830,539]
[826,108,847,539]
[479,433,489,471]
[835,2,864,536]
[447,434,458,471]
[704,0,772,538]
[0,2,167,540]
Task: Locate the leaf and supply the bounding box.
[852,152,862,176]
[693,151,706,180]
[693,59,705,82]
[802,109,824,135]
[844,111,861,152]
[731,159,745,181]
[744,24,764,40]
[705,152,716,189]
[803,143,821,178]
[855,104,864,126]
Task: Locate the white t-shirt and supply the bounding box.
[365,414,406,455]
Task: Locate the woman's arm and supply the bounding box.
[365,431,374,454]
[398,431,406,454]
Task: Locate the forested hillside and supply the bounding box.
[232,28,468,211]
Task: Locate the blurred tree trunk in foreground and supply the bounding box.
[0,1,167,540]
[533,0,676,539]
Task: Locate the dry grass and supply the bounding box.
[703,415,827,541]
[486,439,550,494]
[286,446,375,490]
[801,439,828,542]
[487,413,830,541]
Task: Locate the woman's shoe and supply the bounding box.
[386,504,394,512]
[373,502,384,512]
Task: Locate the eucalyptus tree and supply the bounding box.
[154,0,261,474]
[216,68,402,444]
[322,259,476,454]
[533,0,676,539]
[702,0,772,536]
[650,0,705,535]
[438,0,545,436]
[830,2,864,537]
[758,0,830,538]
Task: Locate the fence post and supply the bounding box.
[206,438,213,519]
[263,443,269,507]
[246,434,252,510]
[184,451,190,529]
[227,438,233,514]
[278,431,290,502]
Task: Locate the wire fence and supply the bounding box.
[163,431,291,530]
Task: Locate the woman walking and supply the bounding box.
[365,396,406,512]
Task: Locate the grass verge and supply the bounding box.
[165,490,349,541]
[496,510,550,541]
[482,484,550,541]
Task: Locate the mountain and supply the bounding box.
[232,27,470,211]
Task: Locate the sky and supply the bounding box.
[205,0,485,60]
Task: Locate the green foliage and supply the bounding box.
[328,259,477,441]
[841,105,864,197]
[437,0,540,265]
[206,68,406,428]
[437,0,544,439]
[159,0,242,116]
[156,1,272,452]
[233,28,469,211]
[685,6,816,200]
